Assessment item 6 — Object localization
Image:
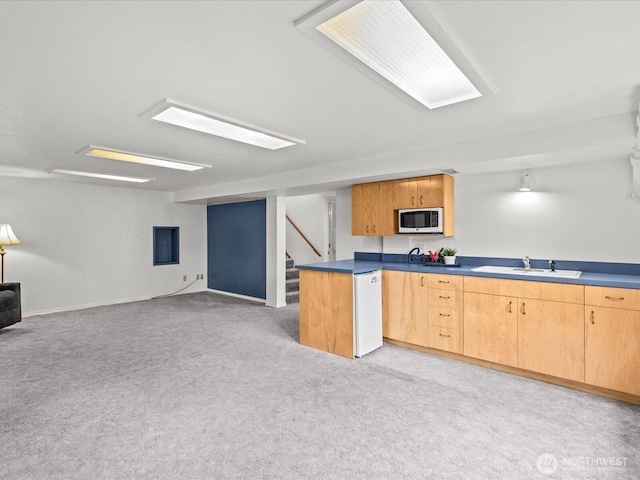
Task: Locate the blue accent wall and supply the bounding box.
[207,200,266,299]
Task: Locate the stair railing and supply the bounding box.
[286,214,322,258]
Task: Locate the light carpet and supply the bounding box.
[1,292,638,479]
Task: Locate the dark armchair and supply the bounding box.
[0,283,21,329]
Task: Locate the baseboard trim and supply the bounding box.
[207,289,266,304]
[24,288,207,317]
[384,338,640,406]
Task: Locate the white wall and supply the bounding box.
[342,158,640,264]
[0,177,207,315]
[285,193,329,265]
[337,159,640,263]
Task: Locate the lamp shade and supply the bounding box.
[0,224,21,245]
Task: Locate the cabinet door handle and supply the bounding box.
[439,333,451,338]
[420,276,424,287]
[605,296,625,301]
[508,301,512,313]
[521,302,526,315]
[439,295,451,299]
[439,313,451,317]
[590,310,595,324]
[366,225,369,234]
[438,280,450,284]
[420,195,423,205]
[372,224,376,234]
[411,195,415,206]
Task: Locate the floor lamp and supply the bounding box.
[0,224,21,283]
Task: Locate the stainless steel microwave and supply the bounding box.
[398,208,443,234]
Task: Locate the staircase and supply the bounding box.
[286,257,300,304]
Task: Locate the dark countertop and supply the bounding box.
[297,259,640,289]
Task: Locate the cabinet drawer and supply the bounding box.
[464,276,583,303]
[427,325,462,354]
[585,286,640,311]
[428,273,463,290]
[428,288,461,309]
[428,307,459,329]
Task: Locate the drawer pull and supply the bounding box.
[438,280,451,284]
[604,296,625,301]
[439,333,451,338]
[439,313,451,317]
[439,295,451,299]
[590,310,595,325]
[508,301,512,313]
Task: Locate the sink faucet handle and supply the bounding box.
[523,256,531,269]
[548,259,556,272]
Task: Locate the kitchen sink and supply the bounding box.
[470,265,582,279]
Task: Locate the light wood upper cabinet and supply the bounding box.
[393,178,419,209]
[517,299,585,382]
[464,291,518,366]
[393,174,452,209]
[354,174,454,236]
[420,175,444,208]
[351,184,370,236]
[585,306,640,396]
[351,181,394,236]
[382,270,428,347]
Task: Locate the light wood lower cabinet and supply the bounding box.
[382,270,428,347]
[302,268,640,400]
[299,270,354,359]
[585,290,640,396]
[517,299,585,382]
[426,274,463,354]
[464,277,585,381]
[463,292,517,366]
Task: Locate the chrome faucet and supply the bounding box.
[523,256,531,270]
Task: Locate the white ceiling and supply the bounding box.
[1,0,639,203]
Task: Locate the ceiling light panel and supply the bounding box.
[316,0,481,109]
[81,146,210,171]
[150,102,303,150]
[49,168,154,183]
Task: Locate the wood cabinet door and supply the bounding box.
[464,292,517,366]
[382,270,428,346]
[299,270,354,359]
[393,178,418,209]
[585,306,640,395]
[351,184,371,235]
[517,299,585,382]
[417,175,444,207]
[372,181,395,236]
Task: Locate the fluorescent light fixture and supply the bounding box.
[314,0,481,109]
[147,100,304,150]
[80,146,210,171]
[48,168,154,183]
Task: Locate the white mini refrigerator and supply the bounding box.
[353,270,383,357]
